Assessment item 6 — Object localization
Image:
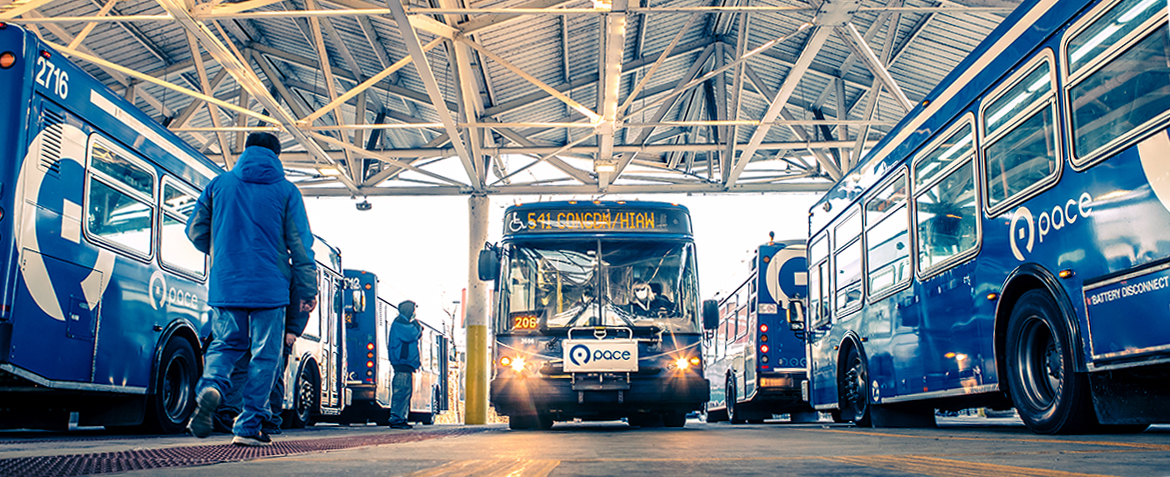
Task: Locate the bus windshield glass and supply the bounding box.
[503,240,699,333]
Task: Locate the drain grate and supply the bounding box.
[0,428,485,476]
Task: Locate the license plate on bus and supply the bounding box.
[563,339,638,372]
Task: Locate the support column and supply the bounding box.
[465,193,490,424]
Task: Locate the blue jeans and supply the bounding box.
[219,348,289,432]
[197,306,284,437]
[390,369,414,423]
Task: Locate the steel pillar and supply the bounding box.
[464,194,490,424]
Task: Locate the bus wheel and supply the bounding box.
[144,339,198,434]
[421,390,438,425]
[509,414,535,430]
[727,379,745,424]
[663,411,686,428]
[1006,290,1093,434]
[287,365,318,429]
[536,413,554,430]
[841,347,872,427]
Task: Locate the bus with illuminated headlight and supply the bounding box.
[478,201,717,429]
[705,235,817,423]
[802,0,1170,434]
[334,269,448,426]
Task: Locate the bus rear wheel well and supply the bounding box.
[994,268,1085,399]
[151,324,203,395]
[835,335,863,411]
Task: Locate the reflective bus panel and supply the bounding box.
[0,25,218,433]
[803,0,1170,434]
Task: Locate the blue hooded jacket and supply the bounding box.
[186,146,317,308]
[389,301,422,371]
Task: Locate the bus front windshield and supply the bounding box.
[502,240,700,333]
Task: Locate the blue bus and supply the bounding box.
[337,269,448,425]
[0,24,221,433]
[802,0,1170,434]
[478,201,716,429]
[705,236,816,423]
[279,238,349,428]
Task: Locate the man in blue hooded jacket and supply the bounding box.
[185,132,318,446]
[388,300,422,429]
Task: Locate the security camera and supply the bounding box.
[355,200,372,211]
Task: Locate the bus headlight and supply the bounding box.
[510,356,526,372]
[675,357,689,370]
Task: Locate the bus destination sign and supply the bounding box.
[504,207,690,235]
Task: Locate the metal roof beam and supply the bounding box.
[481,36,714,118]
[155,0,360,193]
[727,26,831,188]
[386,0,479,188]
[297,180,833,197]
[837,22,912,112]
[185,29,234,166]
[596,0,628,189]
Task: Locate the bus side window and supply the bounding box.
[160,180,206,277]
[86,137,156,258]
[808,234,830,329]
[1066,0,1170,163]
[833,208,863,313]
[982,55,1059,214]
[914,119,979,275]
[865,171,910,297]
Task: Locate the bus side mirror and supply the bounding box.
[788,300,805,331]
[477,244,499,282]
[352,290,366,313]
[702,299,719,330]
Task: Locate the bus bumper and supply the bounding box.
[491,375,710,419]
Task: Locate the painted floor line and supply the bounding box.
[801,427,1170,452]
[824,454,1117,477]
[407,459,560,477]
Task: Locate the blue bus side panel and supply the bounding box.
[1084,265,1170,360]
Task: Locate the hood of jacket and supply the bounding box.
[232,146,285,184]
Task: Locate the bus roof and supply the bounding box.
[808,0,1068,234]
[18,26,224,189]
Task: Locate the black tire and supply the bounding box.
[286,364,318,429]
[727,379,745,424]
[143,338,198,434]
[1005,290,1094,434]
[509,414,535,430]
[421,389,438,425]
[536,413,554,430]
[629,412,663,428]
[663,412,687,428]
[840,347,872,427]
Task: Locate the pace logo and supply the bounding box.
[1009,206,1035,261]
[148,270,200,311]
[1009,192,1093,261]
[569,344,591,366]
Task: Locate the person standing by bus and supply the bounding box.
[212,286,311,435]
[185,132,318,446]
[388,300,421,429]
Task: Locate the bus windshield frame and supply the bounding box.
[499,238,701,334]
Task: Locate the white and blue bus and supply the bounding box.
[705,236,815,423]
[0,24,220,433]
[479,201,716,429]
[802,0,1170,434]
[280,238,349,428]
[337,269,448,426]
